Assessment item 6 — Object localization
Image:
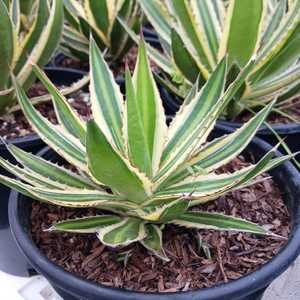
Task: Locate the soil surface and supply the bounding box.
[55,46,140,77]
[55,46,157,78]
[111,46,139,77]
[0,83,91,140]
[233,97,300,125]
[55,57,89,72]
[30,157,290,292]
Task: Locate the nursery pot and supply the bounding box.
[8,125,300,300]
[0,67,87,277]
[218,120,300,154]
[142,27,162,50]
[142,27,157,39]
[159,87,181,116]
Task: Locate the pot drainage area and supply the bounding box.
[0,257,299,300]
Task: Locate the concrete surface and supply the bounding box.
[0,272,62,300]
[263,256,300,300]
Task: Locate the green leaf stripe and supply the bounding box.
[218,0,263,67]
[8,145,91,189]
[50,215,122,233]
[86,120,148,203]
[33,65,86,144]
[97,218,146,247]
[173,211,272,235]
[0,0,14,90]
[141,224,170,261]
[161,57,227,167]
[90,39,124,152]
[13,79,86,167]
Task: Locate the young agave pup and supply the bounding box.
[61,0,141,63]
[0,39,294,261]
[123,0,300,118]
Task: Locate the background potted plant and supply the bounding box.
[121,0,300,152]
[2,39,300,300]
[0,0,64,276]
[0,0,90,276]
[52,0,142,74]
[0,0,89,153]
[0,0,62,152]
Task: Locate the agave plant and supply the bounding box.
[61,0,142,63]
[121,0,300,119]
[0,39,293,260]
[0,0,63,115]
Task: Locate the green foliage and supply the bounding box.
[122,0,300,118]
[61,0,142,63]
[0,0,63,115]
[0,39,292,260]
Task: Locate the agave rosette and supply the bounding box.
[0,39,293,260]
[0,0,64,114]
[121,0,300,118]
[61,0,141,62]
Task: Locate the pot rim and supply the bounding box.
[8,127,300,300]
[44,66,88,75]
[0,133,41,151]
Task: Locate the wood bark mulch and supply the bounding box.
[30,157,290,292]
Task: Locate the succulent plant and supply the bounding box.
[0,0,63,115]
[61,0,142,63]
[122,0,300,118]
[0,39,293,260]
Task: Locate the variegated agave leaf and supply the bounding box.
[123,0,300,117]
[0,0,64,114]
[61,0,142,63]
[1,38,294,261]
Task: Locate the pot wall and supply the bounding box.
[8,126,300,299]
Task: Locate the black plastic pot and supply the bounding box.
[160,88,181,116]
[218,120,300,154]
[0,67,87,276]
[142,27,163,51]
[51,53,89,73]
[0,132,43,276]
[8,125,300,300]
[142,27,157,39]
[52,53,66,68]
